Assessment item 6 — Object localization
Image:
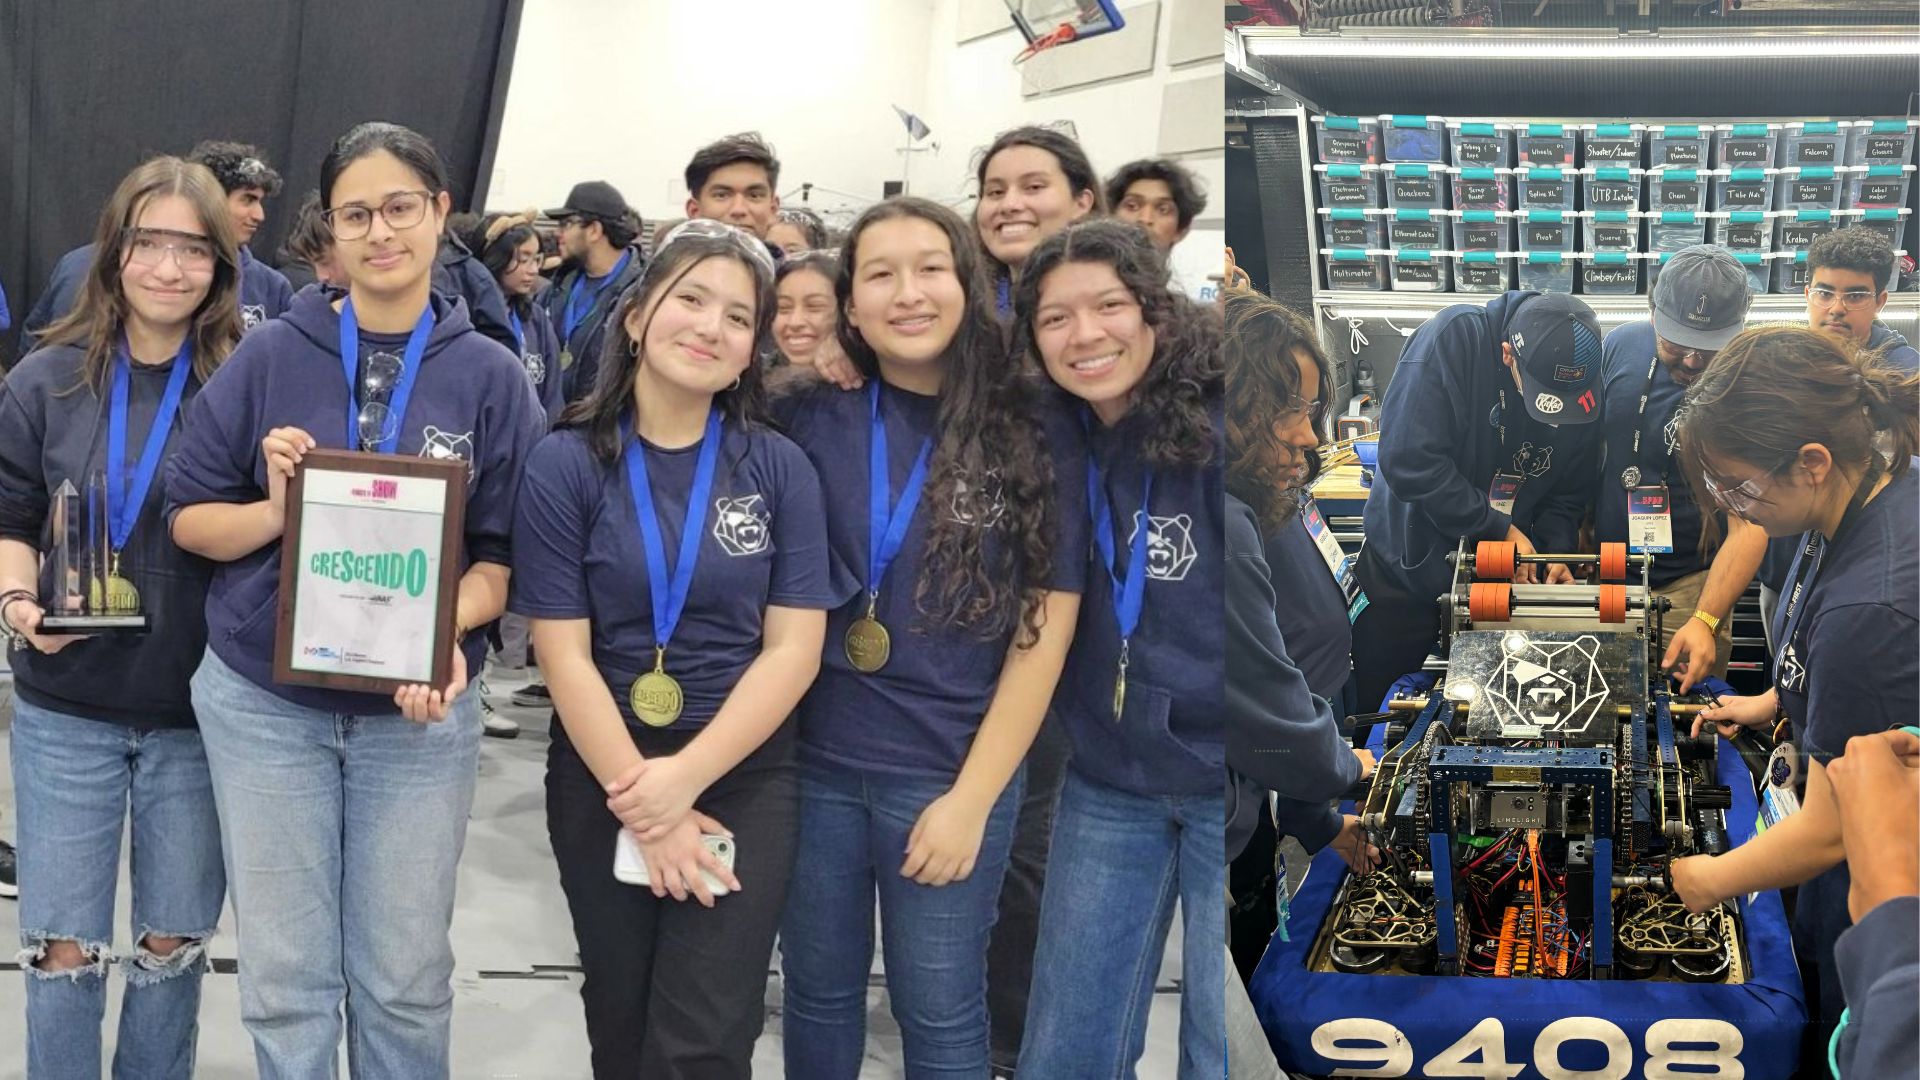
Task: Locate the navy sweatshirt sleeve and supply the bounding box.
[434,250,517,355]
[22,244,94,351]
[1226,496,1363,803]
[1832,895,1919,1080]
[1377,342,1512,545]
[0,353,54,542]
[467,340,548,567]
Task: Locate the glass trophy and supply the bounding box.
[40,473,150,632]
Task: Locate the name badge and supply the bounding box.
[1488,472,1522,516]
[1627,485,1674,553]
[1303,498,1369,622]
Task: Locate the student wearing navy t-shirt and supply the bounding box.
[511,221,834,1077]
[974,125,1102,321]
[165,123,545,1078]
[1011,220,1225,1079]
[774,197,1085,1078]
[0,156,241,1079]
[1667,326,1919,1072]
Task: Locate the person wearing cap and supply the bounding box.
[1350,291,1604,714]
[1598,246,1766,692]
[543,180,647,407]
[23,140,294,348]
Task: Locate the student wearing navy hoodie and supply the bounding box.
[164,122,545,1078]
[775,197,1084,1078]
[0,156,241,1080]
[466,210,565,424]
[1350,291,1604,714]
[1824,728,1920,1080]
[513,220,834,1077]
[1013,220,1224,1080]
[24,141,294,348]
[1666,326,1919,1073]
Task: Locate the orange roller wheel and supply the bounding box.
[1470,582,1512,623]
[1598,584,1627,624]
[1599,542,1628,582]
[1476,540,1515,581]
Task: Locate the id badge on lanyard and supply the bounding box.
[1303,498,1369,622]
[1487,472,1522,516]
[1627,485,1674,553]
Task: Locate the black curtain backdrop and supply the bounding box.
[0,0,520,364]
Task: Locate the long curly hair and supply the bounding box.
[1010,219,1220,467]
[833,197,1055,646]
[1224,288,1331,534]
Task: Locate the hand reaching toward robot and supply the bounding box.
[1690,688,1778,740]
[1329,814,1381,875]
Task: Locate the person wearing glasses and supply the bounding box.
[1348,291,1604,717]
[543,180,648,408]
[165,121,544,1078]
[0,156,241,1079]
[1595,246,1762,694]
[465,210,564,425]
[513,219,834,1077]
[23,141,293,350]
[1667,324,1918,1074]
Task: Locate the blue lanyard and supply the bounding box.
[1086,431,1154,647]
[564,249,633,342]
[867,381,934,596]
[625,410,723,653]
[338,298,436,454]
[507,309,525,355]
[106,338,193,554]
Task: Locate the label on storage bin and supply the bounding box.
[1584,262,1639,289]
[1593,224,1637,251]
[1392,219,1442,247]
[1660,141,1704,166]
[1658,180,1702,206]
[1522,138,1572,165]
[1328,259,1381,288]
[1864,135,1908,160]
[1722,221,1769,249]
[1794,140,1838,163]
[1526,223,1569,247]
[1326,180,1373,205]
[1782,261,1813,290]
[1393,177,1439,203]
[1323,132,1368,160]
[1859,177,1907,205]
[1326,218,1371,246]
[1779,220,1834,247]
[1524,179,1567,204]
[1395,258,1442,285]
[1790,178,1838,204]
[1721,181,1769,207]
[1589,181,1637,207]
[1456,138,1503,165]
[1459,260,1505,289]
[1587,138,1638,161]
[1456,178,1504,205]
[1724,139,1772,163]
[1459,223,1504,251]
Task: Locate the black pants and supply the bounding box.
[1351,545,1445,715]
[547,715,800,1080]
[986,709,1070,1073]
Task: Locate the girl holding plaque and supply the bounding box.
[0,156,240,1078]
[509,219,836,1077]
[773,197,1087,1077]
[165,122,546,1077]
[1010,219,1226,1078]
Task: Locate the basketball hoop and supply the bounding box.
[1014,22,1080,64]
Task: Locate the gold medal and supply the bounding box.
[1112,639,1130,720]
[89,553,141,613]
[628,647,683,728]
[559,347,575,372]
[845,593,892,673]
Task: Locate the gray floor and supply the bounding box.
[0,663,1185,1078]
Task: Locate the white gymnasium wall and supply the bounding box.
[488,0,1222,291]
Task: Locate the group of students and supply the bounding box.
[1222,231,1918,1077]
[0,115,1226,1080]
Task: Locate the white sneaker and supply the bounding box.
[477,680,519,739]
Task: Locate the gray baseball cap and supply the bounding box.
[1652,245,1751,351]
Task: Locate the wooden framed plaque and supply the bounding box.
[273,450,466,694]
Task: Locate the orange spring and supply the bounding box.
[1469,582,1512,623]
[1598,583,1628,623]
[1493,903,1522,977]
[1599,542,1628,582]
[1475,540,1516,580]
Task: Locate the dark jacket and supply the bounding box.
[434,231,516,355]
[542,245,646,406]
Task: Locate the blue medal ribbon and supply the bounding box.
[564,249,634,343]
[107,337,194,557]
[1086,443,1154,652]
[338,298,436,454]
[625,410,723,657]
[867,381,934,600]
[507,308,525,355]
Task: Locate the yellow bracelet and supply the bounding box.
[1690,609,1722,634]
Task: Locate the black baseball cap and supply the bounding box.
[1504,293,1603,426]
[1652,245,1751,351]
[545,181,631,223]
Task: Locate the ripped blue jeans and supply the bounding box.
[10,698,226,1080]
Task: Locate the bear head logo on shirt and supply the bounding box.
[420,426,475,481]
[949,470,1007,529]
[713,494,771,556]
[523,351,547,387]
[1128,511,1197,582]
[240,304,266,330]
[1511,441,1554,479]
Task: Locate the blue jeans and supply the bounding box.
[190,647,482,1080]
[780,756,1023,1079]
[10,699,226,1080]
[1019,769,1226,1080]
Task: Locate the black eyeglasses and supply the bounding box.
[324,190,432,241]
